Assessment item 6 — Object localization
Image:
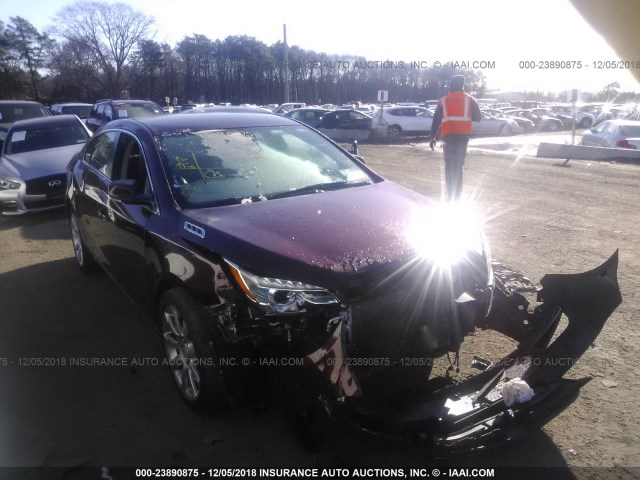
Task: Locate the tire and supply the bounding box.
[387,125,401,142]
[69,211,99,274]
[159,287,249,411]
[547,121,560,132]
[498,125,509,136]
[580,117,593,128]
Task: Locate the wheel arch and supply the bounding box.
[387,124,403,141]
[149,253,224,323]
[153,274,185,320]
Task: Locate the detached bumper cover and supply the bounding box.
[312,251,622,453]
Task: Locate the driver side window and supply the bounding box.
[112,134,151,195]
[84,131,119,177]
[104,105,113,122]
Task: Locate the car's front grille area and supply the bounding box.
[342,256,491,361]
[25,174,66,197]
[23,198,65,210]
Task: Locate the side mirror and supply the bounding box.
[109,179,156,211]
[108,179,137,200]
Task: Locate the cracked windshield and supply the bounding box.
[158,125,373,208]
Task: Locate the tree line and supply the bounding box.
[0,1,489,106]
[3,2,636,107]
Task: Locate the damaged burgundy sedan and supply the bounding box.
[66,112,621,453]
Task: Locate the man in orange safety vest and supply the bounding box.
[429,75,481,201]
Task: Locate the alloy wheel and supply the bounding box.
[162,304,201,402]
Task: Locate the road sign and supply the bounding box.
[567,89,581,103]
[378,90,389,102]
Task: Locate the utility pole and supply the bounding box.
[283,24,290,103]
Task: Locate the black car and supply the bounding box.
[317,109,372,130]
[85,98,163,132]
[66,112,620,452]
[531,108,574,129]
[507,109,564,132]
[283,108,330,128]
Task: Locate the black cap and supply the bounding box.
[449,75,465,91]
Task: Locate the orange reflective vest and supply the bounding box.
[439,91,473,136]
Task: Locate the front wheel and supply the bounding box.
[69,211,99,274]
[159,287,249,411]
[580,117,593,128]
[498,125,510,136]
[387,125,401,142]
[547,121,560,132]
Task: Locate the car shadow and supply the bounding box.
[271,388,577,474]
[0,208,69,240]
[0,257,577,472]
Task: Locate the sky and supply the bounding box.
[3,0,640,96]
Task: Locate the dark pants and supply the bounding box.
[443,137,469,201]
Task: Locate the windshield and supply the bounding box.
[5,122,90,154]
[0,104,50,123]
[115,102,163,118]
[157,125,374,208]
[61,105,93,118]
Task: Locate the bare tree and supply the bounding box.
[53,1,154,96]
[48,39,104,101]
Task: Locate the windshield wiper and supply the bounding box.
[267,180,372,200]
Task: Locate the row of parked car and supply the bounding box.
[2,96,640,216]
[284,104,549,142]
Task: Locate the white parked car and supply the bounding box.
[272,102,306,115]
[581,119,640,148]
[371,106,433,140]
[356,104,377,114]
[548,105,595,128]
[472,112,519,136]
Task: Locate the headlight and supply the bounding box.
[0,179,20,190]
[225,260,339,313]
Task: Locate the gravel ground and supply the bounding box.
[0,143,638,477]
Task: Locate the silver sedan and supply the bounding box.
[581,119,640,148]
[472,112,520,136]
[0,115,91,215]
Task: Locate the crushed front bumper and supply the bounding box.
[310,251,622,453]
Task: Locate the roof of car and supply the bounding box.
[8,114,82,130]
[52,102,93,107]
[95,99,158,105]
[0,100,46,106]
[286,107,330,112]
[109,112,298,135]
[602,119,640,126]
[182,106,272,114]
[383,105,428,110]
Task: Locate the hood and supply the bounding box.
[180,181,436,288]
[0,144,83,181]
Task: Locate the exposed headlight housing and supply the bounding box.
[0,179,20,190]
[225,260,339,313]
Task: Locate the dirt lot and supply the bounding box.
[0,143,638,476]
